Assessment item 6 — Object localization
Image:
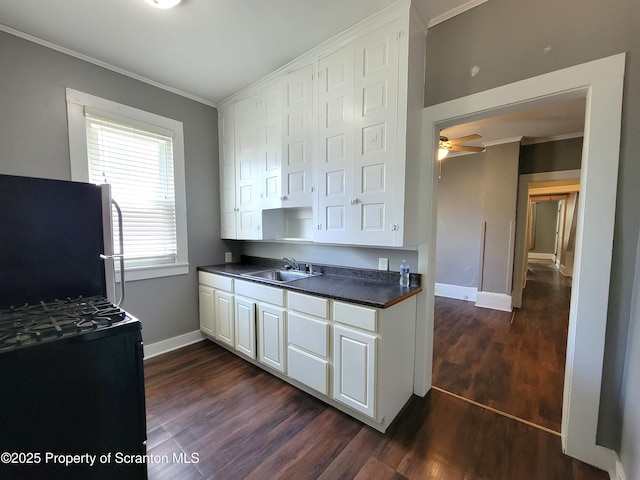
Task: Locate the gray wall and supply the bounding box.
[531,200,558,255]
[519,137,583,174]
[0,31,224,345]
[480,142,519,294]
[435,143,519,294]
[620,234,640,479]
[436,154,484,287]
[424,0,640,451]
[240,241,419,276]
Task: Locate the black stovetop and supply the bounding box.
[0,295,129,351]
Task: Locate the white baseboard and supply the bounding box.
[475,291,513,312]
[528,252,556,260]
[434,283,477,301]
[144,330,205,359]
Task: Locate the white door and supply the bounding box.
[257,304,286,372]
[281,64,314,208]
[235,94,262,239]
[219,105,237,239]
[333,324,377,418]
[261,83,283,210]
[198,284,215,337]
[235,296,256,359]
[316,44,354,243]
[351,20,400,246]
[214,290,235,347]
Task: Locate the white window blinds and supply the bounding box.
[85,110,178,269]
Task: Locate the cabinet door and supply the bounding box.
[234,297,256,359]
[198,284,215,337]
[215,290,235,347]
[219,105,237,239]
[281,64,314,208]
[261,83,283,210]
[315,45,354,243]
[257,304,287,372]
[333,325,377,418]
[350,20,400,246]
[235,94,262,239]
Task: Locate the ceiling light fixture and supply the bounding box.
[438,136,450,161]
[437,147,449,161]
[145,0,181,9]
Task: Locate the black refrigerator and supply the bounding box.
[0,174,147,480]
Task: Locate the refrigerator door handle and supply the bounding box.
[111,199,125,307]
[100,197,125,307]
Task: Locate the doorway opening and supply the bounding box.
[432,148,582,433]
[417,52,625,470]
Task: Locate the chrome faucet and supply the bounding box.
[282,257,299,270]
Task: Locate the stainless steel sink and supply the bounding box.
[240,269,321,283]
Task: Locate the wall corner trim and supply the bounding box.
[144,330,205,360]
[610,452,627,480]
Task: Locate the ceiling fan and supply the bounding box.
[438,134,485,160]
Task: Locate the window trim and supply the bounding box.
[66,88,189,281]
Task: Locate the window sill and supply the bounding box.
[116,262,190,282]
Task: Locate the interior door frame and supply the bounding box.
[514,170,581,307]
[415,53,625,472]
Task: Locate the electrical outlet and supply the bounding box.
[378,257,389,271]
[225,252,233,263]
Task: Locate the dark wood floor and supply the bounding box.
[144,336,606,479]
[432,260,571,432]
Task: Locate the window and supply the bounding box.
[67,89,188,281]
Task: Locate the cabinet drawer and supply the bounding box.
[287,291,329,319]
[235,280,285,306]
[288,312,329,358]
[287,346,329,395]
[198,271,233,291]
[333,301,377,332]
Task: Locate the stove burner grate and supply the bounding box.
[0,296,127,350]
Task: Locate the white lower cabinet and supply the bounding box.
[234,296,256,359]
[257,303,287,373]
[287,310,330,395]
[198,271,234,343]
[198,272,416,432]
[287,345,329,395]
[333,324,377,418]
[214,290,235,348]
[198,284,215,337]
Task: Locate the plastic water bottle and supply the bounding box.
[399,260,410,287]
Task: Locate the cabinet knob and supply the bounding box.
[280,196,288,201]
[350,197,359,205]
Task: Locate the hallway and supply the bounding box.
[432,260,571,432]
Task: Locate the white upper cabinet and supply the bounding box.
[217,3,425,247]
[219,105,237,239]
[234,94,262,239]
[315,44,354,243]
[260,83,283,210]
[350,20,401,246]
[281,64,315,208]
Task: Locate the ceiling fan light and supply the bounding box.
[145,0,181,9]
[438,148,449,161]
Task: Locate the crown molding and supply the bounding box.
[521,132,584,145]
[427,0,488,28]
[0,24,217,108]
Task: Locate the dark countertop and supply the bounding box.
[198,257,422,309]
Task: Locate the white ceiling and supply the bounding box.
[441,96,586,156]
[0,0,584,145]
[0,0,482,106]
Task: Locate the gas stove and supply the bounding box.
[0,295,128,351]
